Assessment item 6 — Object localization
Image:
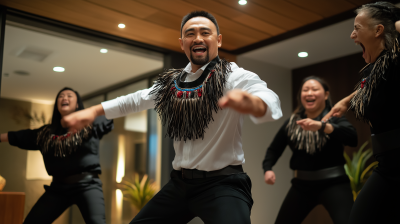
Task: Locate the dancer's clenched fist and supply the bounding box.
[218,89,267,117]
[61,104,105,133]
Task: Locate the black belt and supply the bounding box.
[53,172,99,184]
[371,128,400,155]
[294,166,346,181]
[175,165,244,179]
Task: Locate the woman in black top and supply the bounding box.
[322,2,400,223]
[263,76,357,224]
[0,87,113,224]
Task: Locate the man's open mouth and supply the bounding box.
[192,46,207,55]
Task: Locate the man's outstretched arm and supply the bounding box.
[218,69,282,123]
[62,104,105,132]
[62,87,156,132]
[218,89,267,117]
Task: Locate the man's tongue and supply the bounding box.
[193,48,206,56]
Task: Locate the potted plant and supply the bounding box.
[121,174,159,214]
[344,141,378,201]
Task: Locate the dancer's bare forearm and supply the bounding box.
[61,104,105,132]
[0,133,8,143]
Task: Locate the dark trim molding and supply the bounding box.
[0,6,6,96]
[81,68,163,101]
[227,0,400,55]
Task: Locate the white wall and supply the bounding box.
[238,57,293,224]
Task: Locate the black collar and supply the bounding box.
[176,56,220,88]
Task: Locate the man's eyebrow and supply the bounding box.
[184,28,195,34]
[200,27,211,31]
[184,27,212,34]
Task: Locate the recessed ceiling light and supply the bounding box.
[100,49,108,53]
[298,52,308,58]
[53,67,65,72]
[118,23,126,28]
[238,0,247,5]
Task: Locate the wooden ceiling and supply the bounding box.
[0,0,374,55]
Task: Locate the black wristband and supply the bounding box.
[319,120,327,132]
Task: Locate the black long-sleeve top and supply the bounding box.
[8,116,113,177]
[262,109,357,173]
[360,47,400,135]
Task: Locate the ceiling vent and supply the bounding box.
[15,46,52,62]
[14,70,30,76]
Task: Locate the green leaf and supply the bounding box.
[360,161,379,182]
[358,141,369,153]
[121,173,159,211]
[360,149,372,172]
[344,152,353,176]
[343,141,379,200]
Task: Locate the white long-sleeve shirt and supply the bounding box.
[102,61,282,171]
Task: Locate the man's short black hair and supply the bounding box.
[180,11,220,36]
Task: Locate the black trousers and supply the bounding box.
[275,176,353,224]
[348,149,400,224]
[23,178,105,224]
[130,170,253,224]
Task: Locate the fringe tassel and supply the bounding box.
[350,38,400,123]
[151,59,231,141]
[37,125,92,157]
[286,114,329,154]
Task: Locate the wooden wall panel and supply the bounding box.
[144,11,182,31]
[187,0,285,35]
[0,0,372,52]
[346,0,375,5]
[1,0,183,51]
[288,0,356,17]
[232,14,285,36]
[139,0,267,39]
[217,0,303,30]
[251,0,323,24]
[215,18,271,42]
[0,192,25,224]
[86,0,159,19]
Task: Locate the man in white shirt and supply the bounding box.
[63,10,282,224]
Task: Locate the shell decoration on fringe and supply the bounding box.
[151,57,230,141]
[350,38,400,123]
[286,114,329,154]
[37,125,92,157]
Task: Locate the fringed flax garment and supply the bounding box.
[37,125,92,157]
[350,38,400,124]
[286,114,329,154]
[151,56,230,141]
